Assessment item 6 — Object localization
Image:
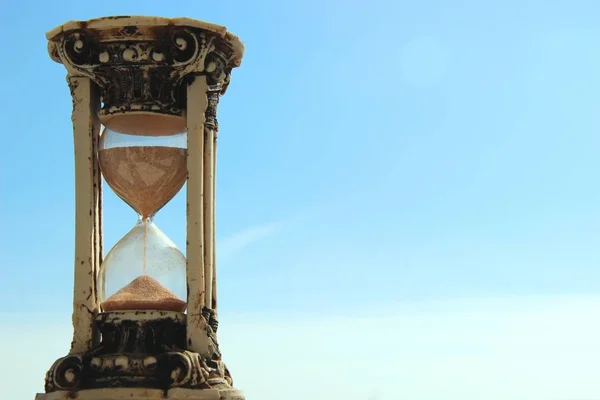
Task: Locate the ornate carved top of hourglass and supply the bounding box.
[37,16,245,400]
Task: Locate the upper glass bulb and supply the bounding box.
[98,126,187,219]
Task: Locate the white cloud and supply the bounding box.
[8,294,600,400]
[217,219,288,262]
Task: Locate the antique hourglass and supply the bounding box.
[40,15,247,400]
[97,117,188,313]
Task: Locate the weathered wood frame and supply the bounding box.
[68,74,220,357]
[186,75,210,355]
[44,17,245,397]
[68,76,103,354]
[186,76,220,355]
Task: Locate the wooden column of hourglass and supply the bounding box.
[186,79,222,356]
[69,76,103,354]
[39,16,245,400]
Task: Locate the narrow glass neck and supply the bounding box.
[137,215,154,223]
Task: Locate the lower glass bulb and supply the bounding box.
[98,219,187,312]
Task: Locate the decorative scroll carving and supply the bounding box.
[48,22,240,123]
[44,311,234,394]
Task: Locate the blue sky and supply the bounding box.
[2,0,600,398]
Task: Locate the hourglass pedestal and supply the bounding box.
[40,310,238,399]
[38,390,244,400]
[38,389,245,400]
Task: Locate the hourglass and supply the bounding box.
[97,124,188,313]
[40,16,246,400]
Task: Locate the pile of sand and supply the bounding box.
[101,275,187,312]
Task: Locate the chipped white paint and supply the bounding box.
[186,75,211,356]
[69,76,101,354]
[203,126,215,309]
[211,138,218,310]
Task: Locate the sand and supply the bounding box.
[101,275,187,312]
[99,146,187,219]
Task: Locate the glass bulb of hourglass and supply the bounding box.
[99,219,187,311]
[98,127,187,219]
[97,124,188,313]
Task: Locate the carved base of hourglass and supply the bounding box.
[41,311,241,398]
[36,388,245,400]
